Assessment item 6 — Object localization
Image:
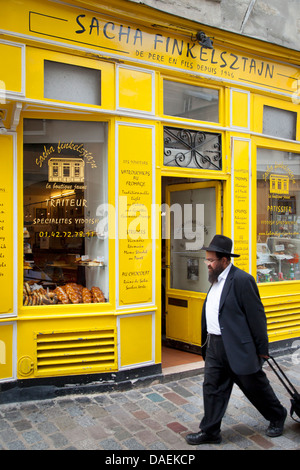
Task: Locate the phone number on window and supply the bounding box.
[39,231,97,238]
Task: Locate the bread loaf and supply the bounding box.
[82,287,92,303]
[91,286,105,303]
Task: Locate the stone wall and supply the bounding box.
[127,0,300,51]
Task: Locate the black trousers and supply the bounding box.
[200,334,285,436]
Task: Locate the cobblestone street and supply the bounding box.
[0,353,299,451]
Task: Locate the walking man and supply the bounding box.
[185,235,287,445]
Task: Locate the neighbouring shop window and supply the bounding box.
[23,119,108,306]
[263,106,297,141]
[163,80,219,122]
[257,148,300,283]
[44,61,101,106]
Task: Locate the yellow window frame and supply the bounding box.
[252,135,300,295]
[252,94,300,141]
[158,74,225,127]
[26,47,115,110]
[19,113,116,316]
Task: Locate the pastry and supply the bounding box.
[65,284,81,304]
[82,287,92,303]
[54,286,70,304]
[91,286,105,303]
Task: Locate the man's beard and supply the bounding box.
[208,264,223,284]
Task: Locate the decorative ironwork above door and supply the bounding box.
[163,127,222,171]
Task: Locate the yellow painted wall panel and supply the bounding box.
[0,42,23,94]
[0,323,14,380]
[166,297,203,347]
[189,297,203,346]
[166,304,189,343]
[119,314,153,367]
[118,67,153,112]
[231,90,249,129]
[25,47,44,99]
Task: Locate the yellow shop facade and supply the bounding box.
[0,0,300,392]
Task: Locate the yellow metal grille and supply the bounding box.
[35,328,117,376]
[266,302,300,342]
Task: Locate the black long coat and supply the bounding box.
[201,264,269,375]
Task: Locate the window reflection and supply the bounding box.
[257,148,300,282]
[263,106,296,141]
[23,119,108,306]
[163,80,219,122]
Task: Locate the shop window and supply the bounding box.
[23,119,108,306]
[44,61,101,106]
[263,106,297,140]
[163,81,219,122]
[164,126,222,170]
[257,148,300,283]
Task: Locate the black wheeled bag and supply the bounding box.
[267,355,300,423]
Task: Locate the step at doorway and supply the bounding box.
[161,345,203,371]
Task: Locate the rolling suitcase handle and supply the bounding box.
[267,356,300,423]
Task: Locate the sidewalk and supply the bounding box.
[0,353,299,450]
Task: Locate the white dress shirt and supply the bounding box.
[205,263,232,335]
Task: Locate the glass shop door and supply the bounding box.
[164,180,222,351]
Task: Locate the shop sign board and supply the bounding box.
[1,0,299,98]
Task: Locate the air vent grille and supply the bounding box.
[35,328,117,376]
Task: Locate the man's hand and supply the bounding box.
[259,354,269,360]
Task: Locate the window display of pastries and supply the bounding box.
[23,282,105,305]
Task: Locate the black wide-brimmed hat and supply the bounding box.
[202,235,240,258]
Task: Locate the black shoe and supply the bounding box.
[185,431,222,445]
[266,408,287,437]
